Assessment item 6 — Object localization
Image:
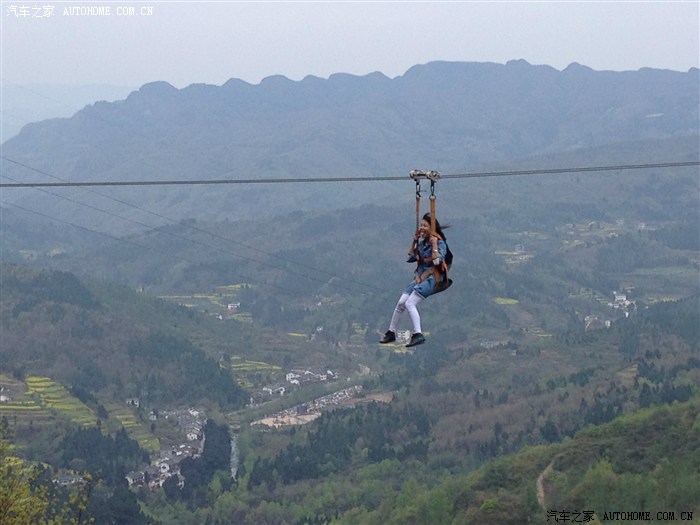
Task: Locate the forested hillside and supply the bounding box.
[1,263,248,404]
[1,257,697,523]
[327,397,700,525]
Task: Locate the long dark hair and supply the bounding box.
[423,213,449,240]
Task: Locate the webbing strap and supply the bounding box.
[415,179,421,231]
[429,180,436,234]
[416,265,447,285]
[411,171,443,280]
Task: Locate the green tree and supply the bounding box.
[570,460,619,510]
[0,432,95,525]
[0,435,48,524]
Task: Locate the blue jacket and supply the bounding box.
[405,235,447,298]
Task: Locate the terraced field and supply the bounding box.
[0,375,52,427]
[26,376,95,426]
[229,358,282,373]
[1,375,160,451]
[158,283,253,321]
[106,403,160,453]
[227,357,283,389]
[0,375,96,429]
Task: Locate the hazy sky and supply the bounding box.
[1,1,699,89]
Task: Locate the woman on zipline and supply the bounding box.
[380,212,449,347]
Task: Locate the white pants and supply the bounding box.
[388,291,424,335]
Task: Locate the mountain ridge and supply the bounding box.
[2,60,697,233]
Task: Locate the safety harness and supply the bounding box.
[409,170,452,294]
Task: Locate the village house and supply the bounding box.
[125,470,145,487]
[127,438,204,489]
[262,384,286,396]
[608,290,636,317]
[53,472,82,486]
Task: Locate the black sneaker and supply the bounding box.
[379,330,396,344]
[405,333,426,347]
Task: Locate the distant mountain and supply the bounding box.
[1,83,135,141]
[1,61,697,235]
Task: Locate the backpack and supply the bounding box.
[445,243,453,269]
[434,242,453,293]
[432,236,453,294]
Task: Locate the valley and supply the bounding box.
[1,61,697,524]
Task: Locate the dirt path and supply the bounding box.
[536,460,554,510]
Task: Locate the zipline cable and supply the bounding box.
[1,157,697,188]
